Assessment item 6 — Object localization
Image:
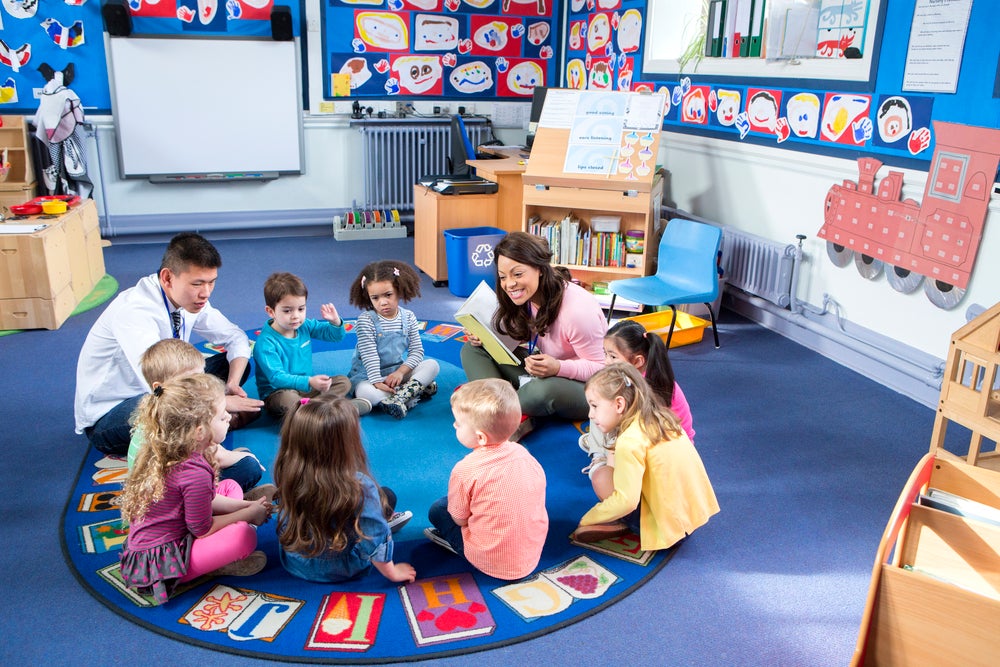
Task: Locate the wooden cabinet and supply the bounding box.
[521,173,663,286]
[413,184,498,284]
[0,199,104,330]
[0,116,37,213]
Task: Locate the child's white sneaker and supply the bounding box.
[388,510,412,533]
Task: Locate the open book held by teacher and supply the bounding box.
[455,281,521,366]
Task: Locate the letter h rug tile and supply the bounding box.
[62,322,679,662]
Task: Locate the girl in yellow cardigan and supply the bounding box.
[571,363,719,549]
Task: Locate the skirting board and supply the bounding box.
[724,290,945,409]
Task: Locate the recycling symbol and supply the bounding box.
[471,243,495,268]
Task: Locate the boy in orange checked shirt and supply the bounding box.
[425,379,548,581]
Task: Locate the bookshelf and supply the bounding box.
[852,303,1000,666]
[520,89,665,291]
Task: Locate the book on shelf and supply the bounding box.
[526,214,634,268]
[454,280,521,366]
[918,487,1000,529]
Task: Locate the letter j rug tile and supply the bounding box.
[62,323,678,663]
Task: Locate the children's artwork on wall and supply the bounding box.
[747,89,781,134]
[820,92,872,145]
[817,121,1000,309]
[564,0,646,92]
[324,0,559,100]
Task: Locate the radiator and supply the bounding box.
[720,227,796,308]
[358,122,490,211]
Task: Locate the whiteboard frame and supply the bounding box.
[106,35,304,180]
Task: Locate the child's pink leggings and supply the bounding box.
[179,479,257,581]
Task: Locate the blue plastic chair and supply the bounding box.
[606,218,723,348]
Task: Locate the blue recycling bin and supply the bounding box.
[444,226,506,297]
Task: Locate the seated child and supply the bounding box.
[119,374,271,604]
[571,364,719,548]
[128,339,265,494]
[253,272,371,420]
[426,379,548,581]
[273,395,415,583]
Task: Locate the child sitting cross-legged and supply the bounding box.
[571,363,719,548]
[426,379,548,581]
[119,374,271,605]
[273,395,415,583]
[253,272,371,420]
[128,338,268,497]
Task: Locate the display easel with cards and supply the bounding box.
[852,302,1000,666]
[520,89,665,289]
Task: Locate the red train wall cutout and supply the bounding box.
[818,121,1000,309]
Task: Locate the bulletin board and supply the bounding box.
[0,1,303,116]
[322,0,561,101]
[617,0,1000,173]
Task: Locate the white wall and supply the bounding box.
[659,132,1000,359]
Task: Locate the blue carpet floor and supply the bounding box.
[62,325,678,662]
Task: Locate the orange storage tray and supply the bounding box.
[624,310,709,348]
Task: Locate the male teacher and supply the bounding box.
[74,232,263,455]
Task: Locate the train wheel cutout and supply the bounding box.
[924,279,965,310]
[885,266,923,294]
[826,242,853,267]
[854,253,884,281]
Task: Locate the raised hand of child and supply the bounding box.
[309,374,333,392]
[320,302,342,327]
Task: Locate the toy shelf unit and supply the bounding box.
[853,302,1000,666]
[0,116,37,212]
[519,88,666,291]
[521,176,663,287]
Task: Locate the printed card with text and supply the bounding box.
[492,555,621,622]
[399,572,495,646]
[181,584,303,643]
[305,591,385,651]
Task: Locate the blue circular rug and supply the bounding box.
[62,324,676,662]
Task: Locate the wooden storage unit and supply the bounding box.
[853,304,1000,665]
[413,184,498,284]
[0,199,105,330]
[519,89,665,289]
[0,115,37,211]
[521,174,663,287]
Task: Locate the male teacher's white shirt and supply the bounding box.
[73,273,250,433]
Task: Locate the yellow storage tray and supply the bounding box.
[625,310,709,348]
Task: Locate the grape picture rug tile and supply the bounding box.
[62,325,678,662]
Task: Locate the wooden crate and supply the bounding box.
[0,219,72,300]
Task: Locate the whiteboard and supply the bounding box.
[107,37,303,179]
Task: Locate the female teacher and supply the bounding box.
[461,232,607,425]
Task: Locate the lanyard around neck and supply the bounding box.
[160,287,184,339]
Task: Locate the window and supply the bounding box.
[643,0,885,86]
